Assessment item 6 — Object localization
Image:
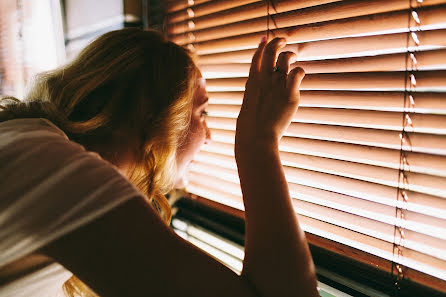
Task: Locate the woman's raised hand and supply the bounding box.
[235,37,305,154]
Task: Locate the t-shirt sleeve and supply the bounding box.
[0,119,144,267]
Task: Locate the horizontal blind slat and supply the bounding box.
[191,5,446,54]
[207,122,446,155]
[205,71,446,91]
[206,105,446,134]
[208,90,446,115]
[166,0,212,13]
[168,0,259,23]
[198,29,446,64]
[200,48,446,78]
[168,0,340,35]
[171,0,446,45]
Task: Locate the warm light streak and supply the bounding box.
[209,98,243,105]
[172,218,245,261]
[293,205,395,243]
[317,282,353,297]
[201,145,234,156]
[301,224,446,281]
[188,237,243,273]
[185,184,244,210]
[207,86,446,92]
[173,229,188,240]
[206,86,245,92]
[289,190,446,240]
[171,218,188,232]
[194,155,236,170]
[190,157,446,220]
[203,72,247,79]
[188,226,245,260]
[287,130,446,155]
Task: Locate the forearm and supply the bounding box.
[236,143,319,297]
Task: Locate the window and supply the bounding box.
[166,0,446,294]
[0,0,65,97]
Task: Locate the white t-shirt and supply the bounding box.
[0,118,144,296]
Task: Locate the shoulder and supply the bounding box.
[0,117,67,139]
[0,118,143,267]
[0,118,108,184]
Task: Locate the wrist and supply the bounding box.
[235,138,279,161]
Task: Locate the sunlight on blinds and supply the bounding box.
[167,0,446,290]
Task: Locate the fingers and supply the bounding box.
[275,51,296,75]
[260,37,286,75]
[286,67,305,101]
[249,37,267,79]
[273,51,297,87]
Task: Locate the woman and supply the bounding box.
[0,28,318,296]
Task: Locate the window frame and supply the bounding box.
[171,192,446,296]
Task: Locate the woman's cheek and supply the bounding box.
[191,121,206,153]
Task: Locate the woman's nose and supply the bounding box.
[204,122,212,144]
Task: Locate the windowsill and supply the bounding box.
[170,193,446,297]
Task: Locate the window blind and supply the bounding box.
[167,0,446,291]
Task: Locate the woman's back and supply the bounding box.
[0,118,142,296]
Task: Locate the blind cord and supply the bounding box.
[267,0,270,40]
[266,0,279,41]
[392,0,423,295]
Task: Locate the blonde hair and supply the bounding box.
[0,28,199,296]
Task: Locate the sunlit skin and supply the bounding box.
[175,76,211,188]
[116,76,211,184]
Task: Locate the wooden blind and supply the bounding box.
[167,0,446,291]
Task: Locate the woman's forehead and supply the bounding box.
[194,78,208,105]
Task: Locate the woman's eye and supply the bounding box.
[201,110,208,117]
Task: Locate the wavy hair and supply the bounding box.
[0,28,199,296]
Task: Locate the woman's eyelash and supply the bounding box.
[201,110,208,117]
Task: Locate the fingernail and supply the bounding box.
[290,54,297,64]
[260,36,267,44]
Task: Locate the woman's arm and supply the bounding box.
[235,37,319,297]
[41,196,259,297]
